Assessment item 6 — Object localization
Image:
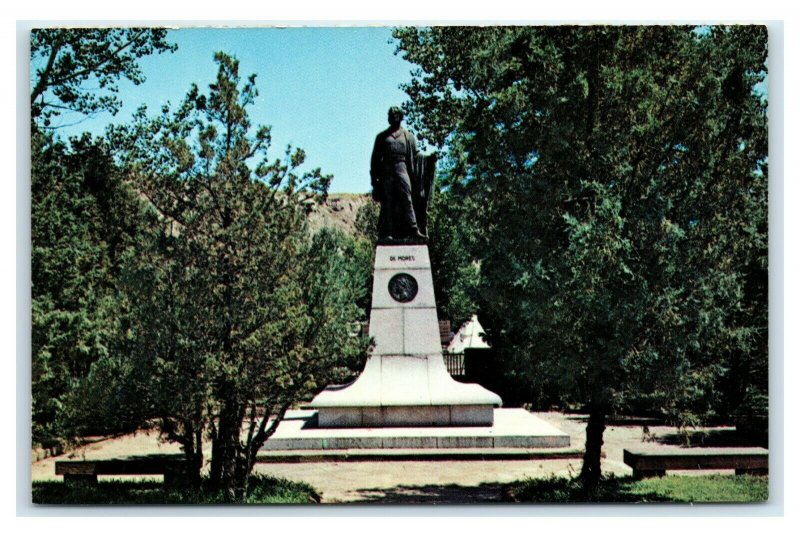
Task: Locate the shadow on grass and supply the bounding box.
[34,480,177,505]
[32,475,319,505]
[505,474,768,503]
[349,482,506,503]
[505,476,668,503]
[344,477,674,505]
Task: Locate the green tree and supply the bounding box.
[30,27,176,126]
[113,52,369,497]
[352,200,380,313]
[31,130,146,445]
[426,181,481,330]
[30,26,172,447]
[394,25,768,489]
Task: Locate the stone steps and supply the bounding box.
[257,446,584,463]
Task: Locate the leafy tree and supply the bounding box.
[30,26,172,447]
[30,27,176,126]
[394,25,768,489]
[352,200,380,314]
[31,131,146,445]
[112,52,369,497]
[354,196,380,244]
[426,181,481,330]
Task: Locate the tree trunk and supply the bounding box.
[580,407,606,492]
[180,423,203,487]
[209,399,248,501]
[186,440,203,487]
[209,428,222,487]
[159,417,203,488]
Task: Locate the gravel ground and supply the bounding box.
[30,412,740,503]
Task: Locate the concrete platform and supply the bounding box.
[261,408,571,450]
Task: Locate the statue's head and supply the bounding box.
[388,106,404,127]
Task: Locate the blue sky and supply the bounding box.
[45,27,418,193]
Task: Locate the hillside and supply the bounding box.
[307,193,372,235]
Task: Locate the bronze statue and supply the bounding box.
[370,107,436,243]
[413,149,437,239]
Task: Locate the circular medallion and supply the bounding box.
[388,273,418,303]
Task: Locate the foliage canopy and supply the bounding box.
[394,25,768,486]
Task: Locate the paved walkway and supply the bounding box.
[30,412,741,503]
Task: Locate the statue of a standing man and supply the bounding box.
[370,106,428,243]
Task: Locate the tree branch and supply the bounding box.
[45,29,149,90]
[31,37,64,108]
[248,402,291,470]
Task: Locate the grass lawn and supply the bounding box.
[506,474,768,503]
[32,475,320,504]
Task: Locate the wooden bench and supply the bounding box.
[55,457,190,485]
[623,447,768,479]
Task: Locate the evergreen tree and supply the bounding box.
[394,25,768,489]
[113,52,370,497]
[31,131,146,444]
[31,27,177,444]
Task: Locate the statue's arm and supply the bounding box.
[407,130,419,183]
[370,134,382,187]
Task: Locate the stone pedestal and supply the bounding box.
[309,245,502,427]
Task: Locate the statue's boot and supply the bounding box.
[410,228,428,241]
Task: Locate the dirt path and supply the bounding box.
[30,412,741,503]
[254,458,581,503]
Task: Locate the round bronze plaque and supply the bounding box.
[388,273,418,303]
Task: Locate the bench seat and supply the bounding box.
[623,447,768,480]
[55,457,190,485]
